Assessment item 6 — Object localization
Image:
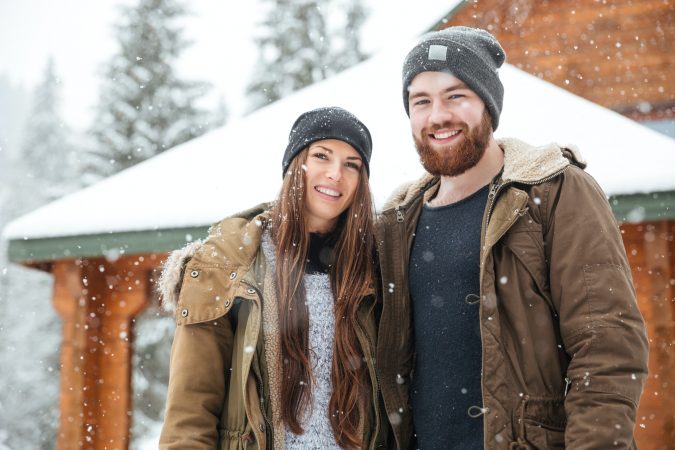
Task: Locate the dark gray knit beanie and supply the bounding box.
[402,26,506,130]
[282,106,372,176]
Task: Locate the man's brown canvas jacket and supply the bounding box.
[375,138,649,449]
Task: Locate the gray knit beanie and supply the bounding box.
[402,26,506,130]
[282,106,372,177]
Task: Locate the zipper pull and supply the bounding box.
[395,207,404,223]
[488,182,499,199]
[564,377,572,396]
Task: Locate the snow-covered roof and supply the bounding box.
[4,38,675,242]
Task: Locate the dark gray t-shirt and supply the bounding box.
[409,184,489,450]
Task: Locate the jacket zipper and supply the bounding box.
[478,166,570,448]
[395,206,404,223]
[253,366,273,450]
[242,282,273,449]
[355,313,382,450]
[481,165,569,249]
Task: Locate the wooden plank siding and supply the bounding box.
[443,0,674,121]
[622,221,675,449]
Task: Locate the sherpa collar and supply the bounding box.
[381,138,584,211]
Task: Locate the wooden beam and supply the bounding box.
[51,254,159,449]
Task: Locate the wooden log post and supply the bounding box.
[52,254,158,449]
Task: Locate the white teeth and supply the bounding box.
[316,186,340,197]
[433,130,460,139]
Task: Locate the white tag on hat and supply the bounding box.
[428,44,447,61]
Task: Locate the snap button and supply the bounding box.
[190,270,199,278]
[259,423,265,432]
[246,288,256,294]
[229,271,237,280]
[180,309,188,317]
[224,299,231,307]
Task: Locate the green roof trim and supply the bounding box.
[6,191,674,265]
[7,226,209,264]
[610,190,675,223]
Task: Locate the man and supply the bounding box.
[376,27,649,450]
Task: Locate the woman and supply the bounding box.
[158,107,387,449]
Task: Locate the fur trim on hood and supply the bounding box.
[382,138,585,211]
[157,240,204,312]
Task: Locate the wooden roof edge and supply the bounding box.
[6,225,209,268]
[610,190,675,225]
[5,191,674,267]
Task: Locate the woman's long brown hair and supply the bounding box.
[270,148,375,448]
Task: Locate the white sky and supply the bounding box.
[0,0,451,129]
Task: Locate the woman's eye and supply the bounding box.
[312,152,327,160]
[346,162,361,171]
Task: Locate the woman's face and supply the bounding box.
[303,139,363,234]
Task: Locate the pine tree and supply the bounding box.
[331,0,368,72]
[15,58,78,208]
[246,0,368,111]
[85,0,220,183]
[0,57,68,450]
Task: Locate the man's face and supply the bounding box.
[408,71,492,177]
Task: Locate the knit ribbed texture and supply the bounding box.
[261,232,341,449]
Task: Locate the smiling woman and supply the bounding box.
[158,106,388,449]
[303,139,363,233]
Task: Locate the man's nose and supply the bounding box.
[429,101,452,126]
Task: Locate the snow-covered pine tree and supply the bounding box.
[247,0,329,110]
[14,58,78,206]
[331,0,369,72]
[246,0,368,111]
[0,58,69,450]
[84,0,219,184]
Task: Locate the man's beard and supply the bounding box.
[414,110,492,177]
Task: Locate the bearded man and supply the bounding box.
[375,27,649,450]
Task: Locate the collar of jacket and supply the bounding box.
[158,202,271,314]
[380,138,585,213]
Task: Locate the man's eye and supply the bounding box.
[449,94,464,100]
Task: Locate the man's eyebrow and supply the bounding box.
[408,82,470,100]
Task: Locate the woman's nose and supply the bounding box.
[326,163,343,182]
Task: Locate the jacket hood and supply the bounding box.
[157,203,270,312]
[158,240,203,312]
[382,138,585,211]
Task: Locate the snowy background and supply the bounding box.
[1,0,673,448]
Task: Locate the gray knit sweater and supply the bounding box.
[261,232,341,449]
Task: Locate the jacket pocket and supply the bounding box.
[522,419,565,449]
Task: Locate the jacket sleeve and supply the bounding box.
[544,166,649,449]
[159,313,233,448]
